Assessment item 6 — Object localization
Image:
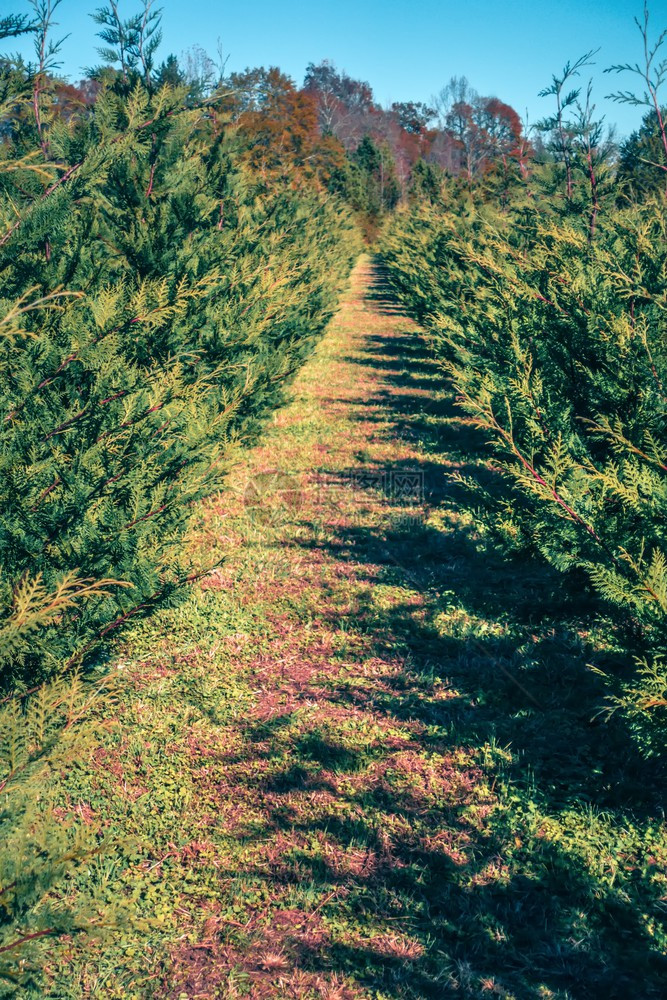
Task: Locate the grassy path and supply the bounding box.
[53,257,665,999]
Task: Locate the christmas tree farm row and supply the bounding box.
[381,189,667,756]
[0,78,360,693]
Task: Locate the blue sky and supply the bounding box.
[7,0,664,137]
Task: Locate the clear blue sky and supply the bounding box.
[7,0,665,137]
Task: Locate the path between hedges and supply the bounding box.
[59,255,665,999]
[157,253,488,997]
[154,252,496,998]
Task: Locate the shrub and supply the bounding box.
[0,77,360,691]
[381,194,667,754]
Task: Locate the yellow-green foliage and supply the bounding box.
[0,77,360,692]
[381,194,667,754]
[0,670,120,993]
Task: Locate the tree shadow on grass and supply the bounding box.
[305,264,665,814]
[163,265,667,1000]
[251,269,666,995]
[220,593,667,997]
[307,513,663,803]
[220,540,667,998]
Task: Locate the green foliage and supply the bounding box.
[92,0,163,87]
[0,670,120,994]
[0,14,36,41]
[330,134,400,232]
[381,184,667,755]
[618,107,667,200]
[0,65,359,691]
[409,158,444,204]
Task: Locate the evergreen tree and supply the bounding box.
[617,107,667,200]
[381,18,667,755]
[0,25,360,693]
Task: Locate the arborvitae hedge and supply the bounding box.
[0,79,361,692]
[381,194,667,756]
[0,50,362,979]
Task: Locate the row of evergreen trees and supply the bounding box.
[0,6,362,981]
[0,8,361,694]
[381,11,667,757]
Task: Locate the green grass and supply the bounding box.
[3,257,666,999]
